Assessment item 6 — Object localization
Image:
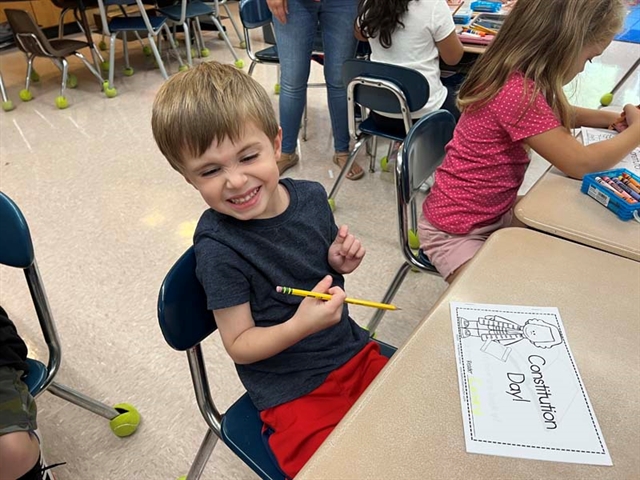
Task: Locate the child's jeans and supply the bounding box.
[0,366,37,436]
[260,341,388,478]
[418,210,514,280]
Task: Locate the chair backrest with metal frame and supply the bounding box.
[0,190,141,435]
[366,110,456,335]
[157,246,396,479]
[327,58,430,208]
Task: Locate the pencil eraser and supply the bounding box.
[276,286,283,293]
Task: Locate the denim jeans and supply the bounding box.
[272,0,358,154]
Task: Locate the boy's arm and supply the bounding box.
[525,104,640,179]
[572,106,619,128]
[215,276,345,365]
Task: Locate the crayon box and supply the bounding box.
[581,168,640,221]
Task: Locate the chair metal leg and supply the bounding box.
[248,60,257,76]
[194,17,206,57]
[186,429,219,480]
[74,52,104,84]
[369,136,378,172]
[327,134,370,204]
[58,8,69,38]
[25,55,34,91]
[162,24,185,69]
[302,96,308,141]
[47,382,121,420]
[108,33,117,88]
[59,58,69,99]
[367,262,412,335]
[184,21,194,67]
[148,33,169,79]
[122,36,130,71]
[208,15,240,62]
[220,1,243,45]
[0,71,9,103]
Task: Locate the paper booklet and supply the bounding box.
[450,302,612,466]
[582,127,640,176]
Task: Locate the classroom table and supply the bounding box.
[297,228,640,480]
[515,164,640,262]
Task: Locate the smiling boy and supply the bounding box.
[151,62,388,478]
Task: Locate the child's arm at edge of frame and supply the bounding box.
[524,104,640,179]
[572,106,620,129]
[214,277,345,365]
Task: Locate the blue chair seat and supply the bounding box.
[221,394,285,480]
[109,15,166,32]
[255,45,278,63]
[158,1,213,21]
[359,117,405,142]
[23,358,47,395]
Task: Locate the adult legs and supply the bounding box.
[272,0,319,155]
[319,0,358,155]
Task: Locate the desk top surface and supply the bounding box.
[515,166,640,262]
[298,228,640,480]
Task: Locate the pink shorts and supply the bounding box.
[418,210,513,280]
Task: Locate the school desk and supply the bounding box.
[297,228,640,480]
[515,165,640,262]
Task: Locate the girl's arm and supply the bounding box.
[572,106,619,128]
[525,104,640,179]
[436,30,464,66]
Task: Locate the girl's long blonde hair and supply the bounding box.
[458,0,625,128]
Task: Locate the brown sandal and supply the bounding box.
[332,152,364,181]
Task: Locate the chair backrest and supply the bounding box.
[342,58,429,115]
[398,110,456,205]
[157,247,217,351]
[239,0,272,29]
[0,191,35,269]
[4,9,54,57]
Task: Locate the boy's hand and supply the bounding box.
[328,225,366,274]
[291,275,345,337]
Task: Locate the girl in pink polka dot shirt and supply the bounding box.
[419,0,640,283]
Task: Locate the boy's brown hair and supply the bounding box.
[152,61,279,172]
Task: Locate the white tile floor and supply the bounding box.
[0,4,638,479]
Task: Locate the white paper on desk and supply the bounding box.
[450,302,612,466]
[581,127,640,175]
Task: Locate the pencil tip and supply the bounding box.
[395,307,402,311]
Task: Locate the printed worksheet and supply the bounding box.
[582,127,640,175]
[450,302,612,466]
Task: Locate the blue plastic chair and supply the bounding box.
[157,247,396,479]
[327,58,430,211]
[366,110,456,335]
[96,0,185,97]
[0,190,141,437]
[157,0,244,68]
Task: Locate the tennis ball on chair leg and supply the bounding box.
[109,403,141,437]
[600,93,613,106]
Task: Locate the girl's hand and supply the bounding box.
[267,0,288,24]
[292,275,345,336]
[611,104,640,132]
[328,225,366,274]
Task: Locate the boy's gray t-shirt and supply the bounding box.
[193,178,369,410]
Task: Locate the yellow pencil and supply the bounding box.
[276,286,400,311]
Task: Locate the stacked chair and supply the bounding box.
[4,8,108,109]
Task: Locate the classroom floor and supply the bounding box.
[0,5,638,479]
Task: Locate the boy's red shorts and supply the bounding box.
[260,341,388,478]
